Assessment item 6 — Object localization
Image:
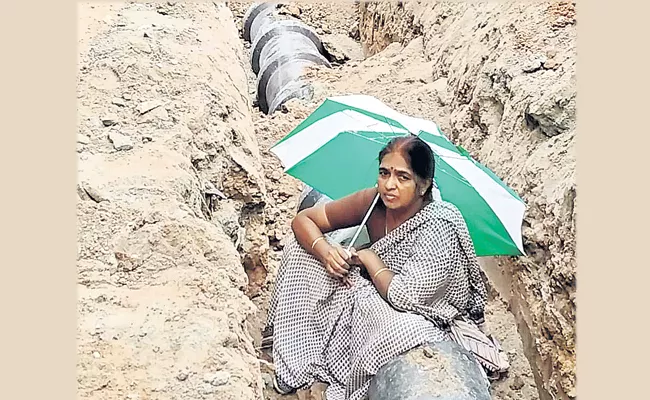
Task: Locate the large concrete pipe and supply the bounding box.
[242,2,277,42]
[368,341,491,400]
[244,3,331,114]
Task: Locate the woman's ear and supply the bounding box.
[417,180,427,197]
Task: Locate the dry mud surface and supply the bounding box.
[77,2,575,400]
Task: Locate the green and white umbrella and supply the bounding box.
[270,95,526,257]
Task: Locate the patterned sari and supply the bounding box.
[267,200,487,400]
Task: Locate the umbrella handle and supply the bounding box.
[346,192,380,253]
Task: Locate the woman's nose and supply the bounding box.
[385,175,397,189]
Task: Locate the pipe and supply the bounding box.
[243,3,331,114]
[368,341,491,400]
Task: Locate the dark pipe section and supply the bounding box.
[257,52,330,114]
[250,20,325,74]
[368,341,491,400]
[243,2,331,115]
[242,2,276,42]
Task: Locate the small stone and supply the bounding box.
[108,131,134,151]
[142,134,153,143]
[92,351,101,359]
[203,371,230,386]
[423,347,435,358]
[131,40,152,54]
[176,371,188,381]
[261,373,273,388]
[77,134,90,144]
[101,114,119,126]
[522,59,543,73]
[191,150,207,162]
[286,4,301,17]
[510,375,525,390]
[270,171,282,181]
[111,98,126,107]
[348,22,360,40]
[81,182,109,203]
[543,58,559,69]
[137,100,164,115]
[122,93,132,100]
[139,108,168,125]
[200,385,215,395]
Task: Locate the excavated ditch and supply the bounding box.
[226,2,566,400]
[76,2,575,400]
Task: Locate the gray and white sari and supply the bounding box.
[267,199,488,400]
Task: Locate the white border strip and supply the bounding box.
[270,109,409,171]
[429,142,526,254]
[329,94,442,136]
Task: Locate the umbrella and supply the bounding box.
[270,94,526,257]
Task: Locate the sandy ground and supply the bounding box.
[75,2,562,400]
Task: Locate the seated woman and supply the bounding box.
[265,135,488,400]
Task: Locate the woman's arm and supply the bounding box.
[352,220,457,313]
[355,249,394,300]
[291,187,378,278]
[386,221,456,313]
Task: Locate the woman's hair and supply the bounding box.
[378,135,436,198]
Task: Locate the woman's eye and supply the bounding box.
[398,175,408,181]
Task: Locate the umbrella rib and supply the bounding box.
[346,131,403,146]
[338,109,406,135]
[346,131,389,146]
[435,166,474,187]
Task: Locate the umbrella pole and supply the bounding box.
[346,192,380,252]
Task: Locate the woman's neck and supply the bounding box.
[385,198,428,230]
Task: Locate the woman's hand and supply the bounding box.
[347,248,373,270]
[314,240,352,281]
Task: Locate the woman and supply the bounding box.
[266,136,488,400]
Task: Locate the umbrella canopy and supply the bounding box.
[270,95,526,257]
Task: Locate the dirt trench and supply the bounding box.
[227,2,542,400]
[77,2,574,400]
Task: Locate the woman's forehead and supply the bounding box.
[379,152,412,173]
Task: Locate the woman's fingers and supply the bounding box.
[325,261,346,279]
[330,250,350,271]
[334,244,352,262]
[325,265,342,279]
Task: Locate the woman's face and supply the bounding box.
[377,151,420,210]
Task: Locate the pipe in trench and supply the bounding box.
[248,4,491,398]
[243,3,331,114]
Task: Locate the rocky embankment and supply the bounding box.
[77,2,576,400]
[355,2,577,399]
[77,2,267,399]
